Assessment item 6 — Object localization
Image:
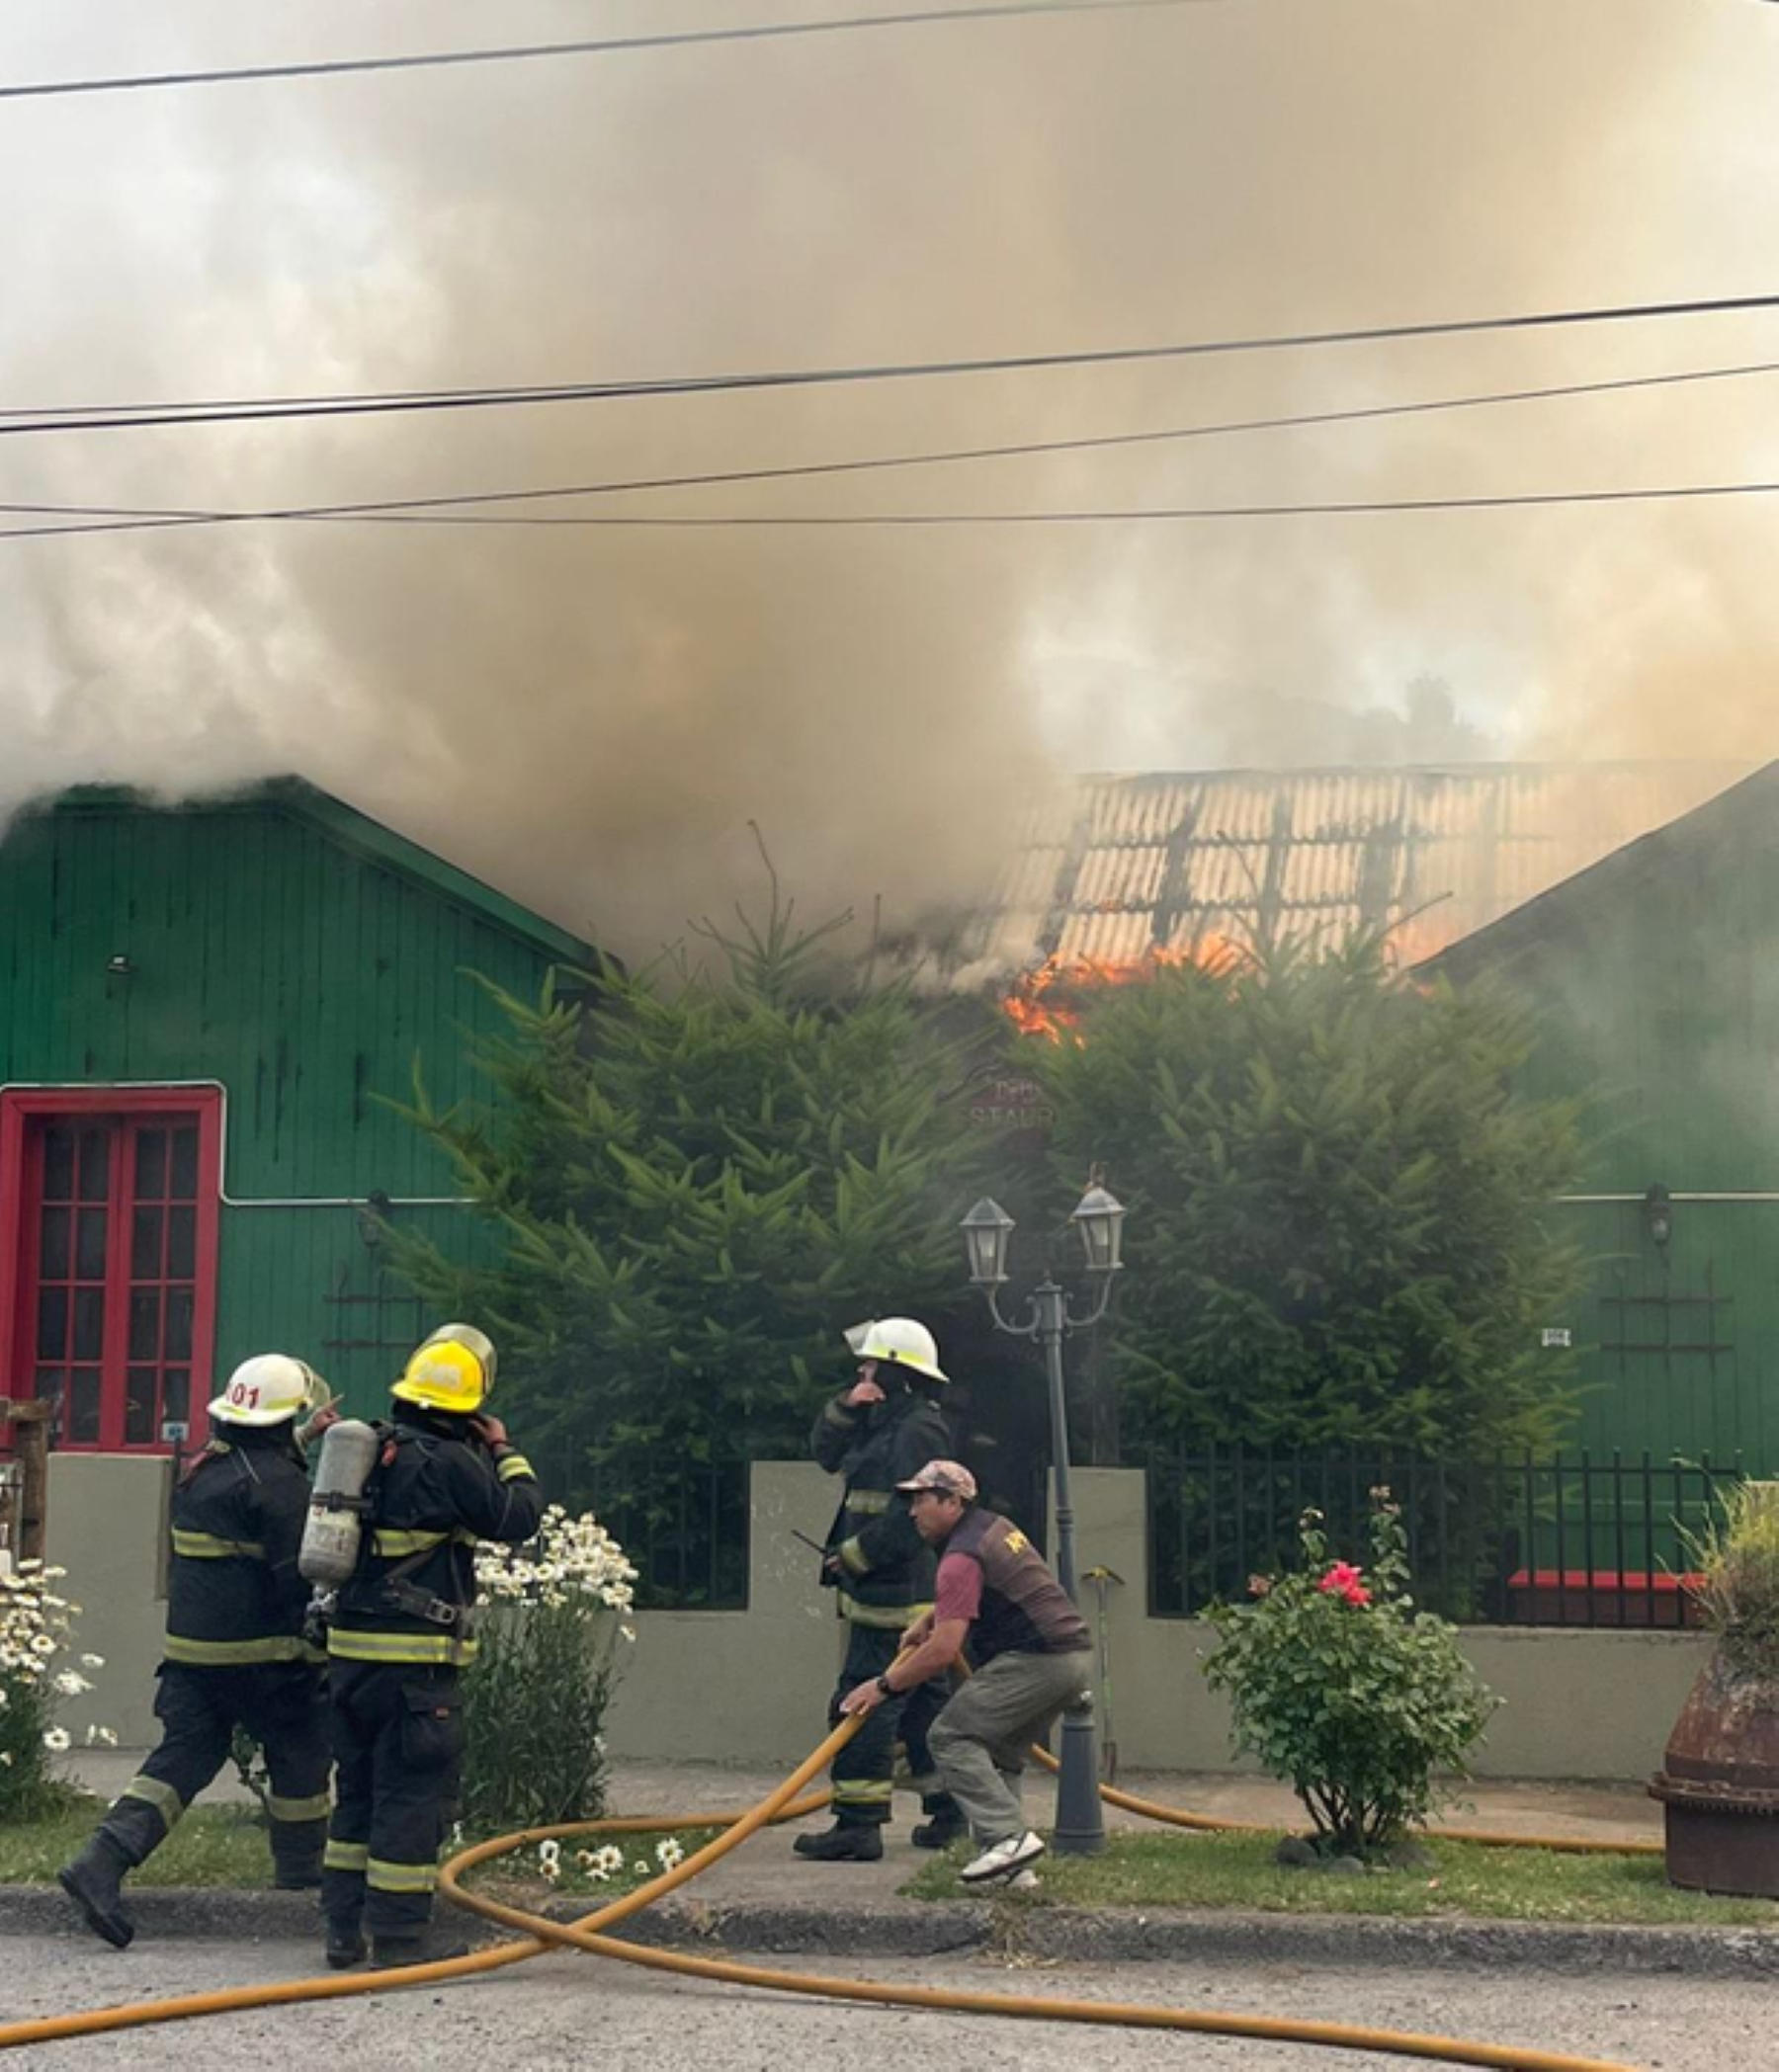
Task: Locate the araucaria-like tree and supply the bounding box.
[386,892,988,1491]
[1024,934,1582,1457]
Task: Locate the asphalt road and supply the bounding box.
[0,1937,1757,2071]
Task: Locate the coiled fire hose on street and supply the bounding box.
[0,1713,1655,2069]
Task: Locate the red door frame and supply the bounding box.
[0,1088,222,1451]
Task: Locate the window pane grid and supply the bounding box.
[19,1108,212,1454]
[123,1121,201,1449]
[33,1123,110,1450]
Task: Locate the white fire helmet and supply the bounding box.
[845,1316,948,1385]
[210,1354,330,1429]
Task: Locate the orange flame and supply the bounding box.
[1000,938,1244,1043]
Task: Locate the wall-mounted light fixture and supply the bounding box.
[1644,1183,1674,1252]
[357,1189,393,1252]
[105,953,135,985]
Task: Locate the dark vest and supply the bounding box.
[941,1507,1091,1663]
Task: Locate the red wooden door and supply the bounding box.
[2,1092,219,1453]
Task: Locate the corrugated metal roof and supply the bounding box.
[975,764,1755,971]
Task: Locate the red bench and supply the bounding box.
[1506,1568,1707,1626]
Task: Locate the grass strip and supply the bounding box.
[0,1797,271,1888]
[0,1797,721,1905]
[906,1829,1779,1929]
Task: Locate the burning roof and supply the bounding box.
[973,763,1751,980]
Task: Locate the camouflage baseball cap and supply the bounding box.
[896,1458,977,1501]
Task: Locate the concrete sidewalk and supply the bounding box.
[30,1753,1768,1984]
[68,1750,1663,1913]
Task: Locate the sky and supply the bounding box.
[0,0,1776,952]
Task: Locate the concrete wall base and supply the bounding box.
[604,1463,1709,1781]
[42,1455,1707,1779]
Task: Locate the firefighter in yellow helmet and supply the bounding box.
[320,1325,541,1970]
[797,1316,964,1861]
[59,1355,336,1948]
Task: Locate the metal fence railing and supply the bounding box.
[570,1452,753,1611]
[553,1444,1750,1625]
[1134,1446,1745,1627]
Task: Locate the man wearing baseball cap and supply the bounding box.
[839,1459,1092,1886]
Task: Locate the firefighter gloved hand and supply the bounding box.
[468,1413,509,1449]
[296,1404,342,1449]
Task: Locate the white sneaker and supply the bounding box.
[960,1830,1047,1884]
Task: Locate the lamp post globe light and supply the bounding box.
[959,1178,1128,1856]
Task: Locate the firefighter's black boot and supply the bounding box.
[274,1849,324,1891]
[792,1822,884,1863]
[370,1929,471,1969]
[57,1833,136,1950]
[324,1917,368,1969]
[911,1794,967,1850]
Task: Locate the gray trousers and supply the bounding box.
[927,1647,1093,1847]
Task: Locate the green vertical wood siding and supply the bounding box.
[1442,767,1779,1473]
[0,787,591,1417]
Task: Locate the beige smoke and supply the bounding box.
[0,0,1775,954]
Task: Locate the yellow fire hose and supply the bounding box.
[1026,1747,1667,1858]
[0,1714,1654,2069]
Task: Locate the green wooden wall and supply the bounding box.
[0,786,590,1417]
[1443,769,1779,1473]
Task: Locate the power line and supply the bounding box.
[7,290,1779,441]
[9,480,1779,544]
[0,1,1209,103]
[6,354,1779,542]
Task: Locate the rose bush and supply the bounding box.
[1204,1492,1495,1859]
[459,1506,636,1832]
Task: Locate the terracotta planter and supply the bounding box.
[1649,1647,1779,1897]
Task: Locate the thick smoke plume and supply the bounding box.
[1,0,1776,953]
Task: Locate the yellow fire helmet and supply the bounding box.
[391,1324,498,1416]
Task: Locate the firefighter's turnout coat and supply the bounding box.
[99,1421,331,1880]
[322,1403,542,1941]
[811,1382,953,1822]
[813,1383,950,1632]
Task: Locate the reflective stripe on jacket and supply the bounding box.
[165,1425,313,1665]
[329,1407,542,1668]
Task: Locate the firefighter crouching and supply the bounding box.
[320,1324,541,1971]
[58,1355,337,1949]
[797,1315,964,1862]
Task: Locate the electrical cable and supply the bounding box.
[12,476,1779,541]
[5,353,1779,545]
[6,290,1779,440]
[0,2,1215,103]
[342,477,1779,525]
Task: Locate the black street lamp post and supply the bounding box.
[959,1181,1127,1856]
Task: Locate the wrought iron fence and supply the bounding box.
[567,1451,753,1611]
[1134,1446,1746,1627]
